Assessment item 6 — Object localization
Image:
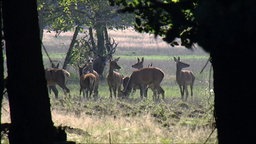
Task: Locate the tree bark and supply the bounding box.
[2,0,66,143]
[0,0,4,129]
[63,26,81,69]
[211,43,255,143]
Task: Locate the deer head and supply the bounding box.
[174,56,190,71]
[132,57,144,69]
[90,38,118,77]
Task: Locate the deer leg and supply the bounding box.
[48,86,52,94]
[117,86,122,98]
[144,87,148,99]
[84,88,89,100]
[179,85,184,100]
[93,87,98,99]
[79,88,82,96]
[83,89,86,99]
[159,86,165,99]
[190,84,193,97]
[185,85,189,101]
[113,87,117,98]
[51,86,58,99]
[109,86,113,98]
[90,89,94,99]
[131,88,136,97]
[139,86,144,99]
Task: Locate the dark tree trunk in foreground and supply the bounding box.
[2,0,66,143]
[0,0,4,128]
[197,1,256,143]
[211,45,255,144]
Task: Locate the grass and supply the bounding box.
[1,28,216,143]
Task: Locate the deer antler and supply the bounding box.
[106,38,118,56]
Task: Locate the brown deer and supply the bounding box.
[131,57,144,69]
[107,57,123,99]
[79,72,97,100]
[126,57,165,99]
[173,56,195,101]
[78,58,100,99]
[122,67,164,100]
[45,68,70,98]
[90,38,118,79]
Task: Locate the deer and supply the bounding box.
[122,57,144,92]
[122,67,165,100]
[78,57,100,99]
[90,38,118,80]
[107,57,124,99]
[125,57,165,99]
[173,56,195,101]
[45,67,70,99]
[78,69,97,100]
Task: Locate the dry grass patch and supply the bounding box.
[52,110,171,143]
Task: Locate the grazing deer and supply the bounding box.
[78,58,100,99]
[107,57,123,99]
[127,57,165,99]
[45,68,70,98]
[122,67,164,100]
[173,57,195,101]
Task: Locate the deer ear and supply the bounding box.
[137,57,140,62]
[174,57,177,62]
[141,57,144,62]
[114,57,120,62]
[178,56,180,61]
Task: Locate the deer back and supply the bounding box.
[178,70,195,85]
[45,68,69,84]
[80,73,96,90]
[125,67,164,93]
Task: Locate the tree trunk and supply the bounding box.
[95,23,105,56]
[212,43,255,143]
[89,27,96,50]
[0,1,4,128]
[63,26,81,69]
[2,0,66,143]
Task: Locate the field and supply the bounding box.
[1,28,217,143]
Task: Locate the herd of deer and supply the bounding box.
[45,56,195,101]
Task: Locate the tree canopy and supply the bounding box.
[109,0,199,48]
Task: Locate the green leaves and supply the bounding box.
[109,0,199,48]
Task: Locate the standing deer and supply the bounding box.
[122,57,144,92]
[78,58,100,99]
[122,67,164,100]
[90,38,118,79]
[45,68,70,98]
[78,70,97,100]
[107,57,123,99]
[126,57,165,99]
[173,57,195,101]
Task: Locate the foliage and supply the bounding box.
[38,0,136,70]
[37,0,134,33]
[109,0,199,48]
[109,0,256,54]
